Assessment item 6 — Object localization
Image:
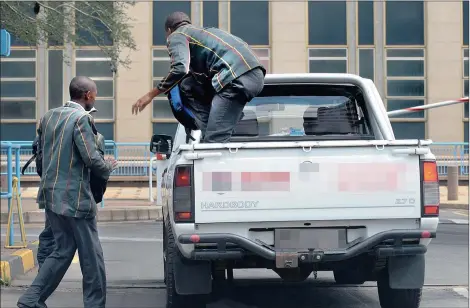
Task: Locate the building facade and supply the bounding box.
[1,0,468,143]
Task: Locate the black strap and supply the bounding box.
[22,154,36,175]
[185,127,196,143]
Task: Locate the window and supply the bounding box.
[252,48,271,74]
[75,49,115,120]
[0,49,37,120]
[152,1,191,46]
[357,1,374,81]
[464,1,469,141]
[464,48,468,140]
[203,1,219,28]
[230,83,374,142]
[152,49,175,121]
[48,50,64,110]
[385,1,424,46]
[464,0,469,46]
[386,48,426,139]
[358,48,374,81]
[308,1,347,45]
[75,2,113,46]
[308,48,348,73]
[358,1,374,46]
[229,1,269,46]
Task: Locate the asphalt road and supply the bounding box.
[1,214,468,308]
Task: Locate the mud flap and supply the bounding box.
[388,254,425,289]
[174,253,212,295]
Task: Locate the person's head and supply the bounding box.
[69,76,97,111]
[164,11,191,38]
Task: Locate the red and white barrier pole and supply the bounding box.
[387,97,469,117]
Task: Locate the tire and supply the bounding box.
[163,220,205,308]
[333,269,366,285]
[377,269,422,308]
[163,221,167,285]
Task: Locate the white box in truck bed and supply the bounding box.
[151,74,440,308]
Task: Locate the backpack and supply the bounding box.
[89,132,108,203]
[167,85,197,142]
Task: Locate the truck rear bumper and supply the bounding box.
[178,229,435,267]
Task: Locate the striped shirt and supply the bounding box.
[157,25,266,94]
[36,102,113,218]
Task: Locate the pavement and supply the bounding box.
[439,185,469,209]
[0,220,468,308]
[18,186,152,200]
[0,199,162,224]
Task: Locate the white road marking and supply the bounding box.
[449,219,469,224]
[453,287,469,299]
[452,211,469,217]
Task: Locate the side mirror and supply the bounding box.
[150,134,173,156]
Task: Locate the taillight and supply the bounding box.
[421,161,439,217]
[173,165,194,223]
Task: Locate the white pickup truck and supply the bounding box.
[150,73,440,308]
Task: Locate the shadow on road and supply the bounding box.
[206,278,379,308]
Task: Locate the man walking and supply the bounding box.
[132,11,265,143]
[34,107,109,272]
[17,76,117,308]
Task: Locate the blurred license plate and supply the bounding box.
[274,228,347,250]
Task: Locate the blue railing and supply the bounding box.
[2,140,468,178]
[6,141,151,177]
[432,142,468,176]
[1,142,22,246]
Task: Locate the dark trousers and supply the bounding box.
[18,210,106,308]
[180,68,265,143]
[37,215,55,271]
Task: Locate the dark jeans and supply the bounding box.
[37,215,55,271]
[180,68,265,143]
[18,210,106,308]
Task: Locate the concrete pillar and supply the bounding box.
[373,1,385,98]
[426,1,463,142]
[447,165,459,200]
[346,1,357,74]
[270,1,308,73]
[115,2,153,142]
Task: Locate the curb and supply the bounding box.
[440,203,468,210]
[0,241,39,285]
[1,206,163,224]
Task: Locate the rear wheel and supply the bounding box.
[377,268,422,308]
[163,222,167,285]
[163,220,205,308]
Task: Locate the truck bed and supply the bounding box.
[183,140,428,224]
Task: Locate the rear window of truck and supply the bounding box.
[230,83,375,142]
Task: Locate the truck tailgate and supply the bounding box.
[192,145,422,223]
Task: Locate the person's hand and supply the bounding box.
[132,89,161,115]
[107,157,118,171]
[132,97,151,115]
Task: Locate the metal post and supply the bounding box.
[14,146,20,193]
[7,145,14,246]
[447,166,459,201]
